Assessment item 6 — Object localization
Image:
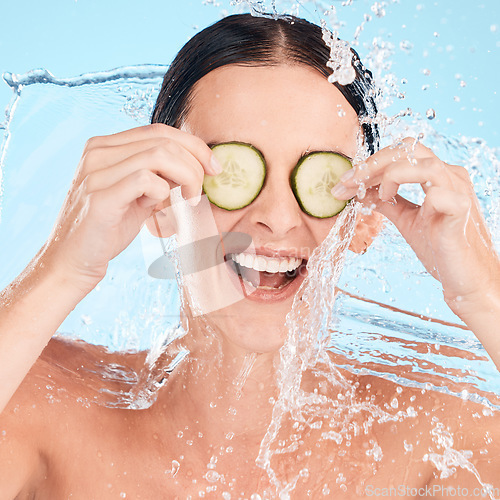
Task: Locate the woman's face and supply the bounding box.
[182,64,360,354]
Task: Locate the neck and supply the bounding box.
[159,316,280,453]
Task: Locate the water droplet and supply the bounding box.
[399,40,413,52]
[177,431,183,438]
[491,24,498,33]
[166,460,180,477]
[119,493,126,499]
[370,2,386,17]
[422,68,431,76]
[403,440,414,453]
[426,108,436,120]
[390,398,399,409]
[205,470,220,483]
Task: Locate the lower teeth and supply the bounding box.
[240,274,293,291]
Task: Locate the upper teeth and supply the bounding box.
[230,253,302,273]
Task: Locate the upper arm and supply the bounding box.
[0,387,47,499]
[425,403,500,497]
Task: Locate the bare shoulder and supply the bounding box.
[0,337,147,498]
[355,371,500,490]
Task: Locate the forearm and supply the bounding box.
[0,249,89,413]
[446,283,500,371]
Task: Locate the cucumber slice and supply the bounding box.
[203,142,266,211]
[290,152,352,218]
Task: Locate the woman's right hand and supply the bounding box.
[42,123,221,294]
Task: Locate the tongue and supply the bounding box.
[239,266,292,289]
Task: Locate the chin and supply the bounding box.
[203,292,298,355]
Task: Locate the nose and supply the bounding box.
[247,169,303,238]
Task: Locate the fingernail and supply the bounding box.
[331,184,348,199]
[340,169,355,183]
[210,155,223,175]
[188,192,201,207]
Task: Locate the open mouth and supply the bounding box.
[225,252,308,295]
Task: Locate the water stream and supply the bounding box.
[1,0,499,497]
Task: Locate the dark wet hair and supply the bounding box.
[152,13,379,155]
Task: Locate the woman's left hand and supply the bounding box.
[332,137,500,320]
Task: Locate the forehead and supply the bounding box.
[183,64,360,160]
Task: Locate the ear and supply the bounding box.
[145,200,176,238]
[348,210,385,254]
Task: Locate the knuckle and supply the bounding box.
[454,165,470,180]
[159,137,180,154]
[148,123,169,135]
[135,168,154,185]
[86,191,103,213]
[425,185,439,198]
[149,145,169,163]
[186,165,202,186]
[382,164,399,183]
[456,194,471,212]
[192,134,209,152]
[81,174,94,194]
[81,147,101,168]
[83,136,102,153]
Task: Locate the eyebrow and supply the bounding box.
[208,141,353,163]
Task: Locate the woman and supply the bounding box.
[0,13,499,498]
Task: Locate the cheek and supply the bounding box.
[210,205,246,233]
[307,218,338,247]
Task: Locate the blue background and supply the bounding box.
[0,1,499,390]
[1,0,499,145]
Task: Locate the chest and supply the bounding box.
[35,410,434,499]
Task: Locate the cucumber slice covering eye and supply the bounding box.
[290,152,352,218]
[203,142,266,210]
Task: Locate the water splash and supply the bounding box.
[1,0,499,497]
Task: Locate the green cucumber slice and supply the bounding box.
[290,152,352,218]
[203,142,266,211]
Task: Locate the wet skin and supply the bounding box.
[0,64,499,498]
[3,338,500,499]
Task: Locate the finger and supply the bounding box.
[360,188,420,234]
[344,137,433,184]
[377,157,455,201]
[81,137,192,173]
[83,123,221,176]
[87,169,171,220]
[84,146,204,204]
